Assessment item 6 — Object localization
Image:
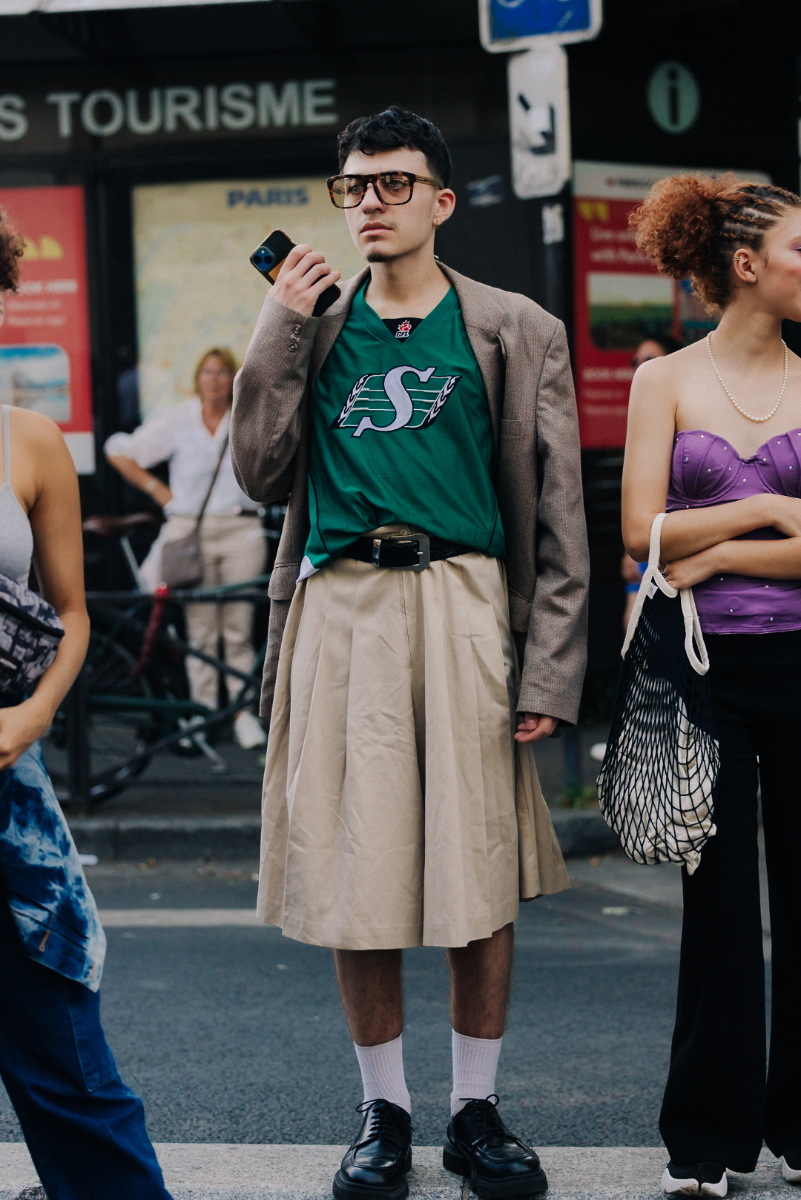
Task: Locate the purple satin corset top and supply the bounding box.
[666,428,801,634]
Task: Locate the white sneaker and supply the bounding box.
[662,1162,727,1197]
[781,1150,801,1183]
[178,714,205,750]
[234,710,267,750]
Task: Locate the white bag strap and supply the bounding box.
[680,586,710,675]
[621,512,710,676]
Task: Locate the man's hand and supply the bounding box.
[515,713,558,744]
[0,700,52,772]
[269,243,341,318]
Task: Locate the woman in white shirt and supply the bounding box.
[105,348,267,750]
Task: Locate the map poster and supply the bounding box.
[133,177,366,419]
[572,161,769,449]
[0,186,94,473]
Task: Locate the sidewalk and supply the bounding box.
[569,839,771,936]
[0,1143,789,1199]
[66,806,620,862]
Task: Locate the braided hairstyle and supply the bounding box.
[0,209,23,293]
[629,174,801,311]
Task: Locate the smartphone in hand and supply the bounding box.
[250,229,341,317]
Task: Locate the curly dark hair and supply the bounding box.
[629,173,801,311]
[0,209,24,293]
[337,106,452,189]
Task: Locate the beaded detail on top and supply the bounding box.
[667,427,801,634]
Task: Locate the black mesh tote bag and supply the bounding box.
[596,513,719,875]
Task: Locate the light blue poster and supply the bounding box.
[0,345,71,422]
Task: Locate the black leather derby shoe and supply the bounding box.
[443,1095,547,1197]
[333,1099,413,1200]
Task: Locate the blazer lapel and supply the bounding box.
[438,263,506,459]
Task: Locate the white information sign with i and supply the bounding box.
[647,62,701,134]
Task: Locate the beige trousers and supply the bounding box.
[258,550,569,950]
[164,514,266,711]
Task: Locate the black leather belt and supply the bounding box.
[343,533,470,572]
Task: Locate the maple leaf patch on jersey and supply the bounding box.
[331,365,462,438]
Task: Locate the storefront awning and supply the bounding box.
[0,0,274,12]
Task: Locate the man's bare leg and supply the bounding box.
[334,948,410,1115]
[447,922,514,1039]
[446,923,513,1117]
[334,948,404,1046]
[333,949,412,1200]
[443,922,545,1195]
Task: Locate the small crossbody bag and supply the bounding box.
[0,571,64,696]
[160,434,229,590]
[596,512,720,875]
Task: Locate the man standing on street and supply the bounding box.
[231,107,588,1200]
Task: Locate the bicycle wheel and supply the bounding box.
[45,625,159,804]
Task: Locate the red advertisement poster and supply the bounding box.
[572,162,768,449]
[0,186,94,473]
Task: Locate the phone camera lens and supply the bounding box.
[257,248,274,267]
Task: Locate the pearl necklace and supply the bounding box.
[706,331,788,424]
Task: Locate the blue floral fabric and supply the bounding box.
[0,740,105,991]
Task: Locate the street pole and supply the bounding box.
[65,667,91,815]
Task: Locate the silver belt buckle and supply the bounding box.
[372,533,431,572]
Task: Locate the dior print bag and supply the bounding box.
[0,571,64,696]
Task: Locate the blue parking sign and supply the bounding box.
[479,0,602,51]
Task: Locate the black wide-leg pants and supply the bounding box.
[659,630,801,1172]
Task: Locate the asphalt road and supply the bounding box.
[0,858,696,1149]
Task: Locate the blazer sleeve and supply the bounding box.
[230,294,320,503]
[518,321,590,725]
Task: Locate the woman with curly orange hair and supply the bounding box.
[623,175,801,1196]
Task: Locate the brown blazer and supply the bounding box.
[231,263,589,724]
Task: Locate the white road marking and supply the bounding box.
[99,909,262,927]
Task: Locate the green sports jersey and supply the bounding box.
[301,281,505,578]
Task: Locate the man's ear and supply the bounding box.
[435,188,456,227]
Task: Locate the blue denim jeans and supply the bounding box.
[0,876,172,1200]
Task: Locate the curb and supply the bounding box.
[549,808,620,858]
[67,816,263,862]
[0,1144,786,1200]
[67,809,619,863]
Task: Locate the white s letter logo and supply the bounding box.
[352,365,436,437]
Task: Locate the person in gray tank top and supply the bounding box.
[0,208,173,1199]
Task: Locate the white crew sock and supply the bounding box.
[354,1034,411,1114]
[450,1030,503,1116]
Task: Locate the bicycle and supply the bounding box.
[43,510,280,810]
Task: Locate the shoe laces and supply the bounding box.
[459,1095,522,1151]
[354,1100,411,1152]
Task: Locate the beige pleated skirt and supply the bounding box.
[257,547,569,950]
